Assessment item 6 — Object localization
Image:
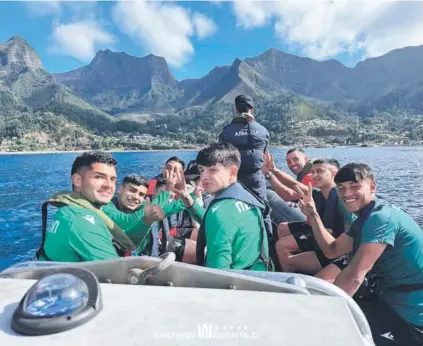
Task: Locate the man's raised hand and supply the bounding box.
[142,197,165,226]
[263,151,276,173]
[298,183,318,217]
[165,166,188,198]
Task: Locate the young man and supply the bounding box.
[264,148,315,224]
[112,174,149,213]
[219,94,270,203]
[140,177,197,264]
[286,148,314,186]
[276,159,354,274]
[38,151,165,262]
[194,142,270,271]
[299,163,423,345]
[146,156,185,196]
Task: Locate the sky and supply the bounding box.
[1,1,423,81]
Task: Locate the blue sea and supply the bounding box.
[1,146,423,271]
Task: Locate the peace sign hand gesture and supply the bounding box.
[164,165,188,199]
[298,183,318,217]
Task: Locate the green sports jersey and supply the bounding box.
[41,205,119,262]
[204,199,268,270]
[347,199,423,326]
[103,190,205,252]
[41,190,205,262]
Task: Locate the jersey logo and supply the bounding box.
[234,201,251,213]
[380,332,394,341]
[48,220,60,234]
[83,214,96,225]
[234,130,259,136]
[212,205,220,213]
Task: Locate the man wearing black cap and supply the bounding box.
[219,94,270,204]
[219,95,277,267]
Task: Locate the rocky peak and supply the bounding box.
[0,36,43,72]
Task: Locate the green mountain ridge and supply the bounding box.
[1,35,423,152]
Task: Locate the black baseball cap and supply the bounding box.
[235,94,254,109]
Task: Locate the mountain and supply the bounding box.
[1,35,423,152]
[54,49,182,114]
[177,46,423,110]
[0,36,116,131]
[53,44,423,115]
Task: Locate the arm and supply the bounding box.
[69,218,119,261]
[102,191,169,244]
[262,151,306,198]
[162,193,205,223]
[205,205,235,269]
[268,175,303,201]
[308,211,354,258]
[299,184,353,258]
[273,168,308,194]
[334,243,387,296]
[335,209,395,295]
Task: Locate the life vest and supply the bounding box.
[36,191,136,260]
[196,182,272,270]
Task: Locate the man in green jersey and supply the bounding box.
[38,151,167,262]
[194,142,270,271]
[112,174,149,213]
[299,163,423,345]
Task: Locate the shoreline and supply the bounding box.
[0,148,201,156]
[0,144,421,156]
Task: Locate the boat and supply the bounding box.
[0,254,375,345]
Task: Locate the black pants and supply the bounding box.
[356,298,423,346]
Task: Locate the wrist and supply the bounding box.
[182,195,194,208]
[265,172,274,180]
[308,209,319,220]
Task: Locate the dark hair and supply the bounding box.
[155,177,167,189]
[236,103,252,113]
[165,156,185,170]
[286,148,306,156]
[335,163,375,184]
[71,151,117,176]
[235,94,254,113]
[196,142,241,168]
[122,174,149,188]
[313,158,340,170]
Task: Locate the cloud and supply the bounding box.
[194,13,218,39]
[112,1,217,67]
[232,1,423,61]
[25,1,62,17]
[49,21,116,62]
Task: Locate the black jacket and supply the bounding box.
[219,117,269,175]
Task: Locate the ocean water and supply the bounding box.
[1,146,422,271]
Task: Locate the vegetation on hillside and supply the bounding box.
[1,91,422,152]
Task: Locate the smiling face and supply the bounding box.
[286,151,308,175]
[163,160,184,177]
[310,163,337,189]
[117,183,148,211]
[72,162,117,205]
[198,163,237,195]
[336,178,376,213]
